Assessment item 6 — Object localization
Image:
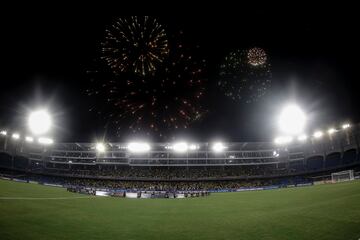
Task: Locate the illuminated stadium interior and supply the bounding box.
[0,121,358,186]
[1,10,360,240]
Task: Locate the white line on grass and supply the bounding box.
[0,196,93,200]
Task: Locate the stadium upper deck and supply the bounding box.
[0,124,358,168]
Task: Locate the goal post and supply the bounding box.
[331,170,354,183]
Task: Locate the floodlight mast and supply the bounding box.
[297,134,307,141]
[96,143,106,153]
[328,128,336,135]
[25,136,34,142]
[28,110,52,135]
[12,133,20,140]
[278,104,306,135]
[313,131,323,138]
[173,142,188,153]
[127,142,151,153]
[38,137,53,145]
[212,142,226,152]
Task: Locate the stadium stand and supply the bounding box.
[0,123,359,192]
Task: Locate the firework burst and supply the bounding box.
[87,28,207,137]
[101,16,169,76]
[247,47,267,66]
[218,48,271,103]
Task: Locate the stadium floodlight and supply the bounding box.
[274,136,293,145]
[38,137,53,145]
[189,144,199,150]
[96,143,106,153]
[28,110,52,135]
[127,142,151,153]
[273,151,279,157]
[278,104,306,135]
[342,123,350,129]
[274,137,281,144]
[212,142,226,152]
[297,134,307,141]
[12,133,20,140]
[173,142,188,152]
[327,128,336,135]
[25,136,34,142]
[0,130,7,136]
[313,131,323,138]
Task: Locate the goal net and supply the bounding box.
[331,170,354,183]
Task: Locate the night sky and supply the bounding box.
[0,9,359,143]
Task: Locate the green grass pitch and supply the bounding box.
[0,179,360,240]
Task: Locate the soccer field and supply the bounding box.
[0,180,359,240]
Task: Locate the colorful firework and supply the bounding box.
[101,16,169,76]
[247,47,267,66]
[87,30,207,137]
[218,48,271,103]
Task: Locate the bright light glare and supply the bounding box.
[274,136,293,145]
[12,133,20,140]
[273,151,280,157]
[28,110,52,135]
[297,134,307,141]
[25,136,34,142]
[127,142,150,153]
[328,128,336,134]
[212,142,226,152]
[189,144,199,150]
[38,137,53,145]
[342,123,350,129]
[0,130,7,136]
[96,143,106,152]
[173,142,188,152]
[278,104,306,135]
[313,131,323,138]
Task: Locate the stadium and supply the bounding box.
[1,12,360,240]
[1,119,360,239]
[0,123,359,191]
